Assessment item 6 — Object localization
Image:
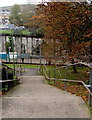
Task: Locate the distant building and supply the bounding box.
[0,4,36,25]
[0,7,11,25]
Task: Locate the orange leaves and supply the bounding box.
[25,13,45,29]
[36,2,92,62]
[28,15,40,21]
[28,14,44,21]
[53,81,89,104]
[85,28,92,38]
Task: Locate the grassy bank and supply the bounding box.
[41,65,92,107]
[43,65,90,84]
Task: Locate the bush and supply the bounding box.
[35,28,44,38]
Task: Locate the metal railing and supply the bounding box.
[0,63,22,93]
[2,63,23,78]
[40,62,92,107]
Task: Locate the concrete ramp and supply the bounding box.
[2,69,90,118]
[22,68,39,76]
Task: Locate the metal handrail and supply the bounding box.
[0,79,19,83]
[42,63,49,71]
[42,68,92,95]
[43,62,92,71]
[2,63,15,71]
[2,63,23,79]
[41,63,92,106]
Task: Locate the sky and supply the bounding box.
[0,0,43,7]
[0,0,91,7]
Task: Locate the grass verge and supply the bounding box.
[6,64,40,69]
[44,65,90,84]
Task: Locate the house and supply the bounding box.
[0,7,11,25]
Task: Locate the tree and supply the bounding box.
[36,2,92,73]
[10,4,36,26]
[25,14,44,37]
[5,36,14,53]
[37,2,92,63]
[21,4,36,25]
[5,41,10,54]
[9,36,14,52]
[9,4,22,26]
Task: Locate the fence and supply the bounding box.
[2,63,23,78]
[40,62,92,107]
[2,55,47,65]
[0,63,23,93]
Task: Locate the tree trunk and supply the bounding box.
[90,40,92,62]
[71,58,77,73]
[89,40,92,86]
[48,58,51,65]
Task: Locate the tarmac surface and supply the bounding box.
[1,68,90,118]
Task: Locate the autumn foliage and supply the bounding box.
[35,2,92,63]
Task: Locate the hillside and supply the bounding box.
[0,4,37,12]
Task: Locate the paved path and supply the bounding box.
[2,68,90,118]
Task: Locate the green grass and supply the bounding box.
[0,29,30,35]
[42,65,90,84]
[6,64,40,69]
[41,65,91,108]
[6,64,90,83]
[6,64,14,68]
[20,30,30,35]
[21,64,40,68]
[0,30,13,34]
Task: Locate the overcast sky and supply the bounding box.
[0,0,91,7]
[0,0,43,7]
